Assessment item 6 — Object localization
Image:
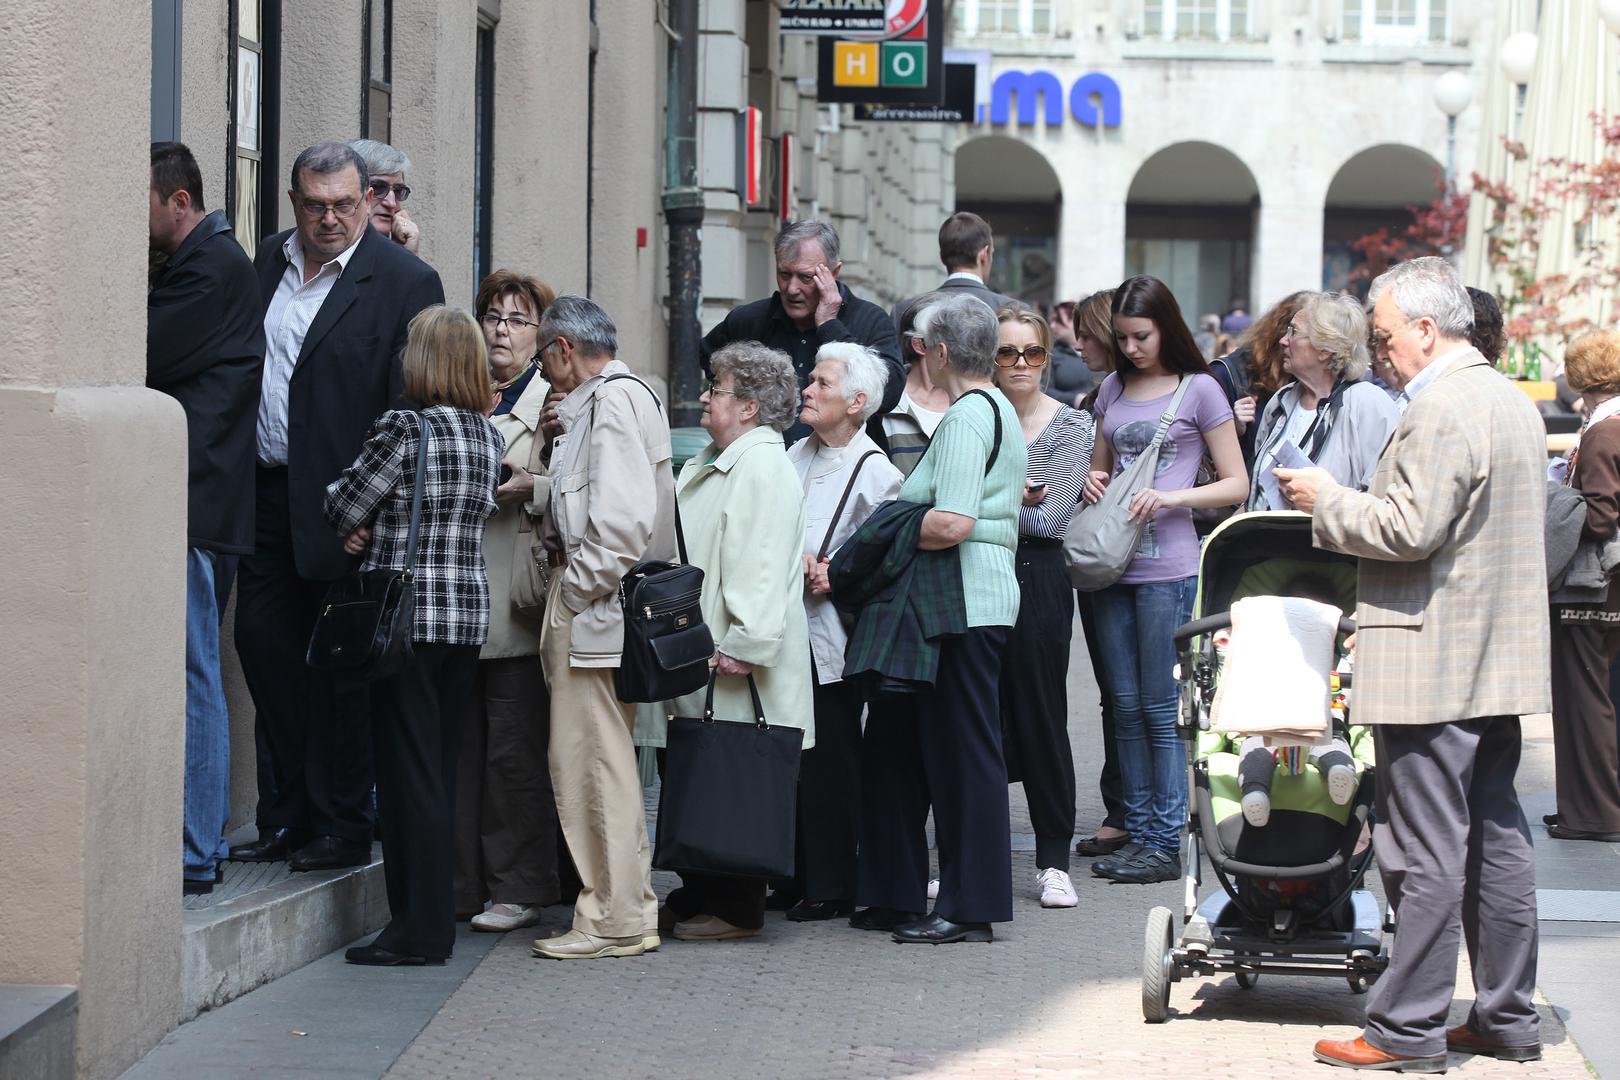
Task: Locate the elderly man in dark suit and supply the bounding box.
[148,141,266,896]
[891,212,1009,333]
[1278,257,1550,1071]
[230,141,444,872]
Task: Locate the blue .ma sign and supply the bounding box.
[976,70,1122,128]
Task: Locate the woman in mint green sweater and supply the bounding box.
[853,292,1027,945]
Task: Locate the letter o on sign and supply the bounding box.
[892,51,916,78]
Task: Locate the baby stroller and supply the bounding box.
[1141,511,1389,1023]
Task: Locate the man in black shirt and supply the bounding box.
[701,220,902,443]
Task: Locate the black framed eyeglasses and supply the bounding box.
[368,179,411,203]
[994,344,1049,367]
[297,199,360,219]
[480,312,538,333]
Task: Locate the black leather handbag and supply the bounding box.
[652,673,804,879]
[306,413,429,680]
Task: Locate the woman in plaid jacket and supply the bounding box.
[322,306,505,966]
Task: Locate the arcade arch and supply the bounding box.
[1322,144,1445,291]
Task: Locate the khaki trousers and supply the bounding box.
[539,576,657,939]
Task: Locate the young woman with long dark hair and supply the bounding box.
[1079,275,1247,884]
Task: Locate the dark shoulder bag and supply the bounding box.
[306,412,429,680]
[596,374,715,704]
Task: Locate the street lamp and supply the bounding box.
[1499,31,1538,140]
[1433,71,1472,185]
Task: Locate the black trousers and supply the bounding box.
[793,671,864,901]
[665,874,768,931]
[235,467,373,844]
[1076,588,1125,830]
[857,625,1013,924]
[1001,542,1077,871]
[1550,616,1620,833]
[373,642,478,959]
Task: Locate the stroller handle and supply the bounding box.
[1174,612,1357,648]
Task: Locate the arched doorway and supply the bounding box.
[1322,144,1445,292]
[955,134,1062,309]
[1125,142,1259,327]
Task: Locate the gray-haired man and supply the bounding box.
[349,138,420,254]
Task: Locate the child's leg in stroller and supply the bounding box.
[1238,736,1275,827]
[1309,737,1357,805]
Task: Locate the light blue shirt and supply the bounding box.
[1399,344,1476,406]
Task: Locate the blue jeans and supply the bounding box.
[1092,576,1196,853]
[184,548,232,880]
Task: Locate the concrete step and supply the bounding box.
[0,985,76,1080]
[182,844,386,1021]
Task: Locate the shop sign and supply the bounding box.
[816,0,943,105]
[980,70,1123,128]
[781,0,887,35]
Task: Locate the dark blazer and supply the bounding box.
[891,274,1010,332]
[254,225,445,581]
[148,210,266,554]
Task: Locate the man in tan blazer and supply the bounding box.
[1278,258,1550,1071]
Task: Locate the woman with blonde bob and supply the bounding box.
[323,305,507,966]
[1245,291,1400,510]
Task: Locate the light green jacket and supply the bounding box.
[639,426,815,749]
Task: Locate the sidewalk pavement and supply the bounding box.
[123,625,1618,1080]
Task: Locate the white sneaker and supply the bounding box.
[471,903,542,932]
[1326,763,1356,806]
[926,878,940,900]
[1036,868,1078,908]
[1241,790,1272,828]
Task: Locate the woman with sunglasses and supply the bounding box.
[991,302,1095,909]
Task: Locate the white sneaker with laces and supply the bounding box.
[471,903,542,932]
[1241,789,1272,828]
[1326,763,1356,806]
[1036,868,1078,908]
[926,878,940,900]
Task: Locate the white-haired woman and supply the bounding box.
[1246,291,1400,510]
[765,342,905,921]
[659,342,815,942]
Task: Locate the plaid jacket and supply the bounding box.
[324,405,504,645]
[830,499,967,687]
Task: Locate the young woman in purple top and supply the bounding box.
[1079,276,1248,884]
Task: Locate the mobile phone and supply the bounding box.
[498,464,514,485]
[1028,481,1047,493]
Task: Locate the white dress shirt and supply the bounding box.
[256,230,366,465]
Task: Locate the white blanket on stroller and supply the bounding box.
[1210,595,1341,741]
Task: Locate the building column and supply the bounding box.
[0,1,189,1078]
[1059,196,1126,302]
[1254,199,1326,311]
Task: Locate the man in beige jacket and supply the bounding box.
[529,296,677,960]
[1278,258,1550,1071]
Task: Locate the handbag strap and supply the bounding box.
[402,412,431,580]
[1145,376,1195,457]
[702,671,770,729]
[590,372,690,564]
[817,450,882,561]
[956,387,1004,474]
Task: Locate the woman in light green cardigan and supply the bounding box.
[658,341,813,942]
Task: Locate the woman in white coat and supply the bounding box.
[768,342,903,922]
[659,341,814,942]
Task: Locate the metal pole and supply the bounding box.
[1445,115,1457,186]
[663,0,704,427]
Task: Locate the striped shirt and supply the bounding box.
[1018,405,1094,540]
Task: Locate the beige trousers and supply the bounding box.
[539,576,657,938]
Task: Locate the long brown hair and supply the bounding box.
[1110,276,1210,381]
[1236,291,1310,398]
[1074,288,1114,349]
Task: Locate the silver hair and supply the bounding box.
[915,292,1000,379]
[1302,292,1373,381]
[775,220,841,267]
[347,138,411,178]
[290,141,368,193]
[709,342,801,432]
[538,295,617,357]
[814,342,888,424]
[1367,256,1473,340]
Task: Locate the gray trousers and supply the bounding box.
[1364,719,1540,1058]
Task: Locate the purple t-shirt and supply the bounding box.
[1096,372,1233,583]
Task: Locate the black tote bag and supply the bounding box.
[652,673,804,880]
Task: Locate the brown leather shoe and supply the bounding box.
[1445,1024,1541,1062]
[1312,1036,1447,1072]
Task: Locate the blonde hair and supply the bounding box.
[1301,291,1373,381]
[995,300,1052,354]
[1564,330,1620,395]
[402,306,492,412]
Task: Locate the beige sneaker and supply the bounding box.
[672,915,760,942]
[531,929,648,959]
[471,903,542,932]
[641,931,661,952]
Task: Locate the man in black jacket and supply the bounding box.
[700,220,901,443]
[148,142,267,895]
[230,141,445,872]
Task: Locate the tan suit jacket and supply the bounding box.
[1312,350,1551,725]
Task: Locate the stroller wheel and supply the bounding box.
[1142,906,1176,1023]
[1234,971,1258,990]
[1347,974,1370,995]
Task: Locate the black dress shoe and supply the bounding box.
[1546,823,1620,842]
[1543,813,1560,827]
[891,913,993,944]
[182,876,215,896]
[849,906,922,931]
[786,898,854,923]
[228,828,309,863]
[1075,831,1131,857]
[764,889,802,912]
[344,943,444,967]
[288,835,370,872]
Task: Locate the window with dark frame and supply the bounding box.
[362,0,393,143]
[232,0,264,254]
[473,17,496,285]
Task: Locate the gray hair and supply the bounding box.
[1367,256,1473,340]
[290,141,368,194]
[538,295,617,358]
[709,343,800,432]
[1301,291,1373,380]
[347,138,410,178]
[914,292,1000,379]
[814,342,888,424]
[775,220,841,267]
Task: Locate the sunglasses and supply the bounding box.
[368,179,412,203]
[994,344,1049,367]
